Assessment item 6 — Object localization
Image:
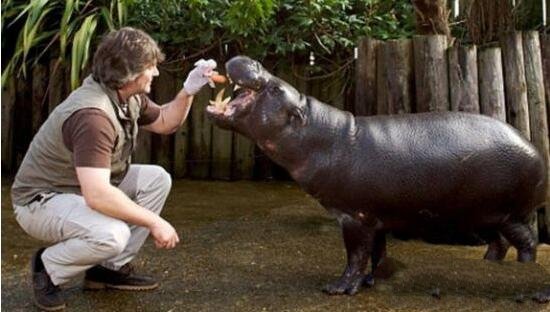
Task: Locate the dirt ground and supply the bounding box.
[2,178,550,311]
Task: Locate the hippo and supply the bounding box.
[205,55,548,295]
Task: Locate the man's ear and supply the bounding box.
[289,106,306,126]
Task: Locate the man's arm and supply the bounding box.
[140,89,193,135]
[142,59,217,134]
[76,167,179,249]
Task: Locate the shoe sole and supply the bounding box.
[34,300,66,311]
[83,280,159,291]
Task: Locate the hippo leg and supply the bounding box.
[532,287,550,303]
[363,231,387,287]
[323,217,373,295]
[500,222,537,262]
[483,232,510,261]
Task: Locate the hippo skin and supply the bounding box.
[206,56,548,295]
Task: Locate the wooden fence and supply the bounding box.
[355,31,550,241]
[1,31,549,239]
[0,55,350,180]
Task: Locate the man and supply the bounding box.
[11,27,216,311]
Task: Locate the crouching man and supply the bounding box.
[11,27,216,311]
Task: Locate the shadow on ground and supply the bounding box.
[2,178,549,311]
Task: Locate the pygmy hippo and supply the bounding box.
[205,55,548,295]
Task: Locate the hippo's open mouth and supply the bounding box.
[205,84,257,118]
[206,56,269,125]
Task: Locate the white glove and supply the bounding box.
[183,59,217,95]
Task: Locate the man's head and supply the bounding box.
[92,27,164,92]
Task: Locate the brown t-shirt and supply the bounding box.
[62,95,160,168]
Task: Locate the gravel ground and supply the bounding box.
[2,178,549,311]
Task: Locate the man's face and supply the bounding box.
[134,65,159,94]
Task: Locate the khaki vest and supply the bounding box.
[11,75,142,206]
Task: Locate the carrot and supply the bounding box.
[210,74,227,84]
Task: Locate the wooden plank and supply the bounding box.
[232,132,255,180]
[14,76,32,167]
[355,37,380,116]
[448,45,480,113]
[189,85,213,179]
[523,30,550,242]
[501,32,530,138]
[1,78,16,172]
[133,130,152,164]
[48,59,66,113]
[414,35,449,112]
[31,63,48,135]
[330,74,345,111]
[211,83,233,180]
[173,75,189,178]
[478,47,506,121]
[377,39,414,115]
[151,69,176,172]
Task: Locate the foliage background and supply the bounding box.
[1,0,416,84]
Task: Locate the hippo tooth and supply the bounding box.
[209,88,229,110]
[233,84,241,91]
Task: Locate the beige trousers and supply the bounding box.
[14,164,172,286]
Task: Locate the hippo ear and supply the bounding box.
[288,106,306,126]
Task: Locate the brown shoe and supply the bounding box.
[83,263,159,291]
[31,248,66,311]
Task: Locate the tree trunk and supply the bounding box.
[412,0,451,39]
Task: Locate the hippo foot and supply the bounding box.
[532,288,550,304]
[322,273,369,295]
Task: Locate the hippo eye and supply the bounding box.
[269,85,283,95]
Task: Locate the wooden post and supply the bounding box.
[501,32,530,139]
[414,35,449,112]
[355,37,377,115]
[448,45,480,113]
[189,86,213,179]
[377,39,414,114]
[48,58,66,113]
[478,47,506,121]
[1,78,16,172]
[523,31,550,241]
[542,34,550,137]
[31,63,48,135]
[151,69,176,172]
[211,84,233,180]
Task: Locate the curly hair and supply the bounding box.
[92,27,165,89]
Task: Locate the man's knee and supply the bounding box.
[88,221,131,258]
[155,166,172,193]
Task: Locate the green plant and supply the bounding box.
[128,0,415,73]
[1,0,130,89]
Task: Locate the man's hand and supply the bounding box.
[183,59,217,95]
[149,217,180,249]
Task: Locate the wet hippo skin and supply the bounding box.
[206,56,548,296]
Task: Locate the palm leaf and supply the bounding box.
[71,15,98,90]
